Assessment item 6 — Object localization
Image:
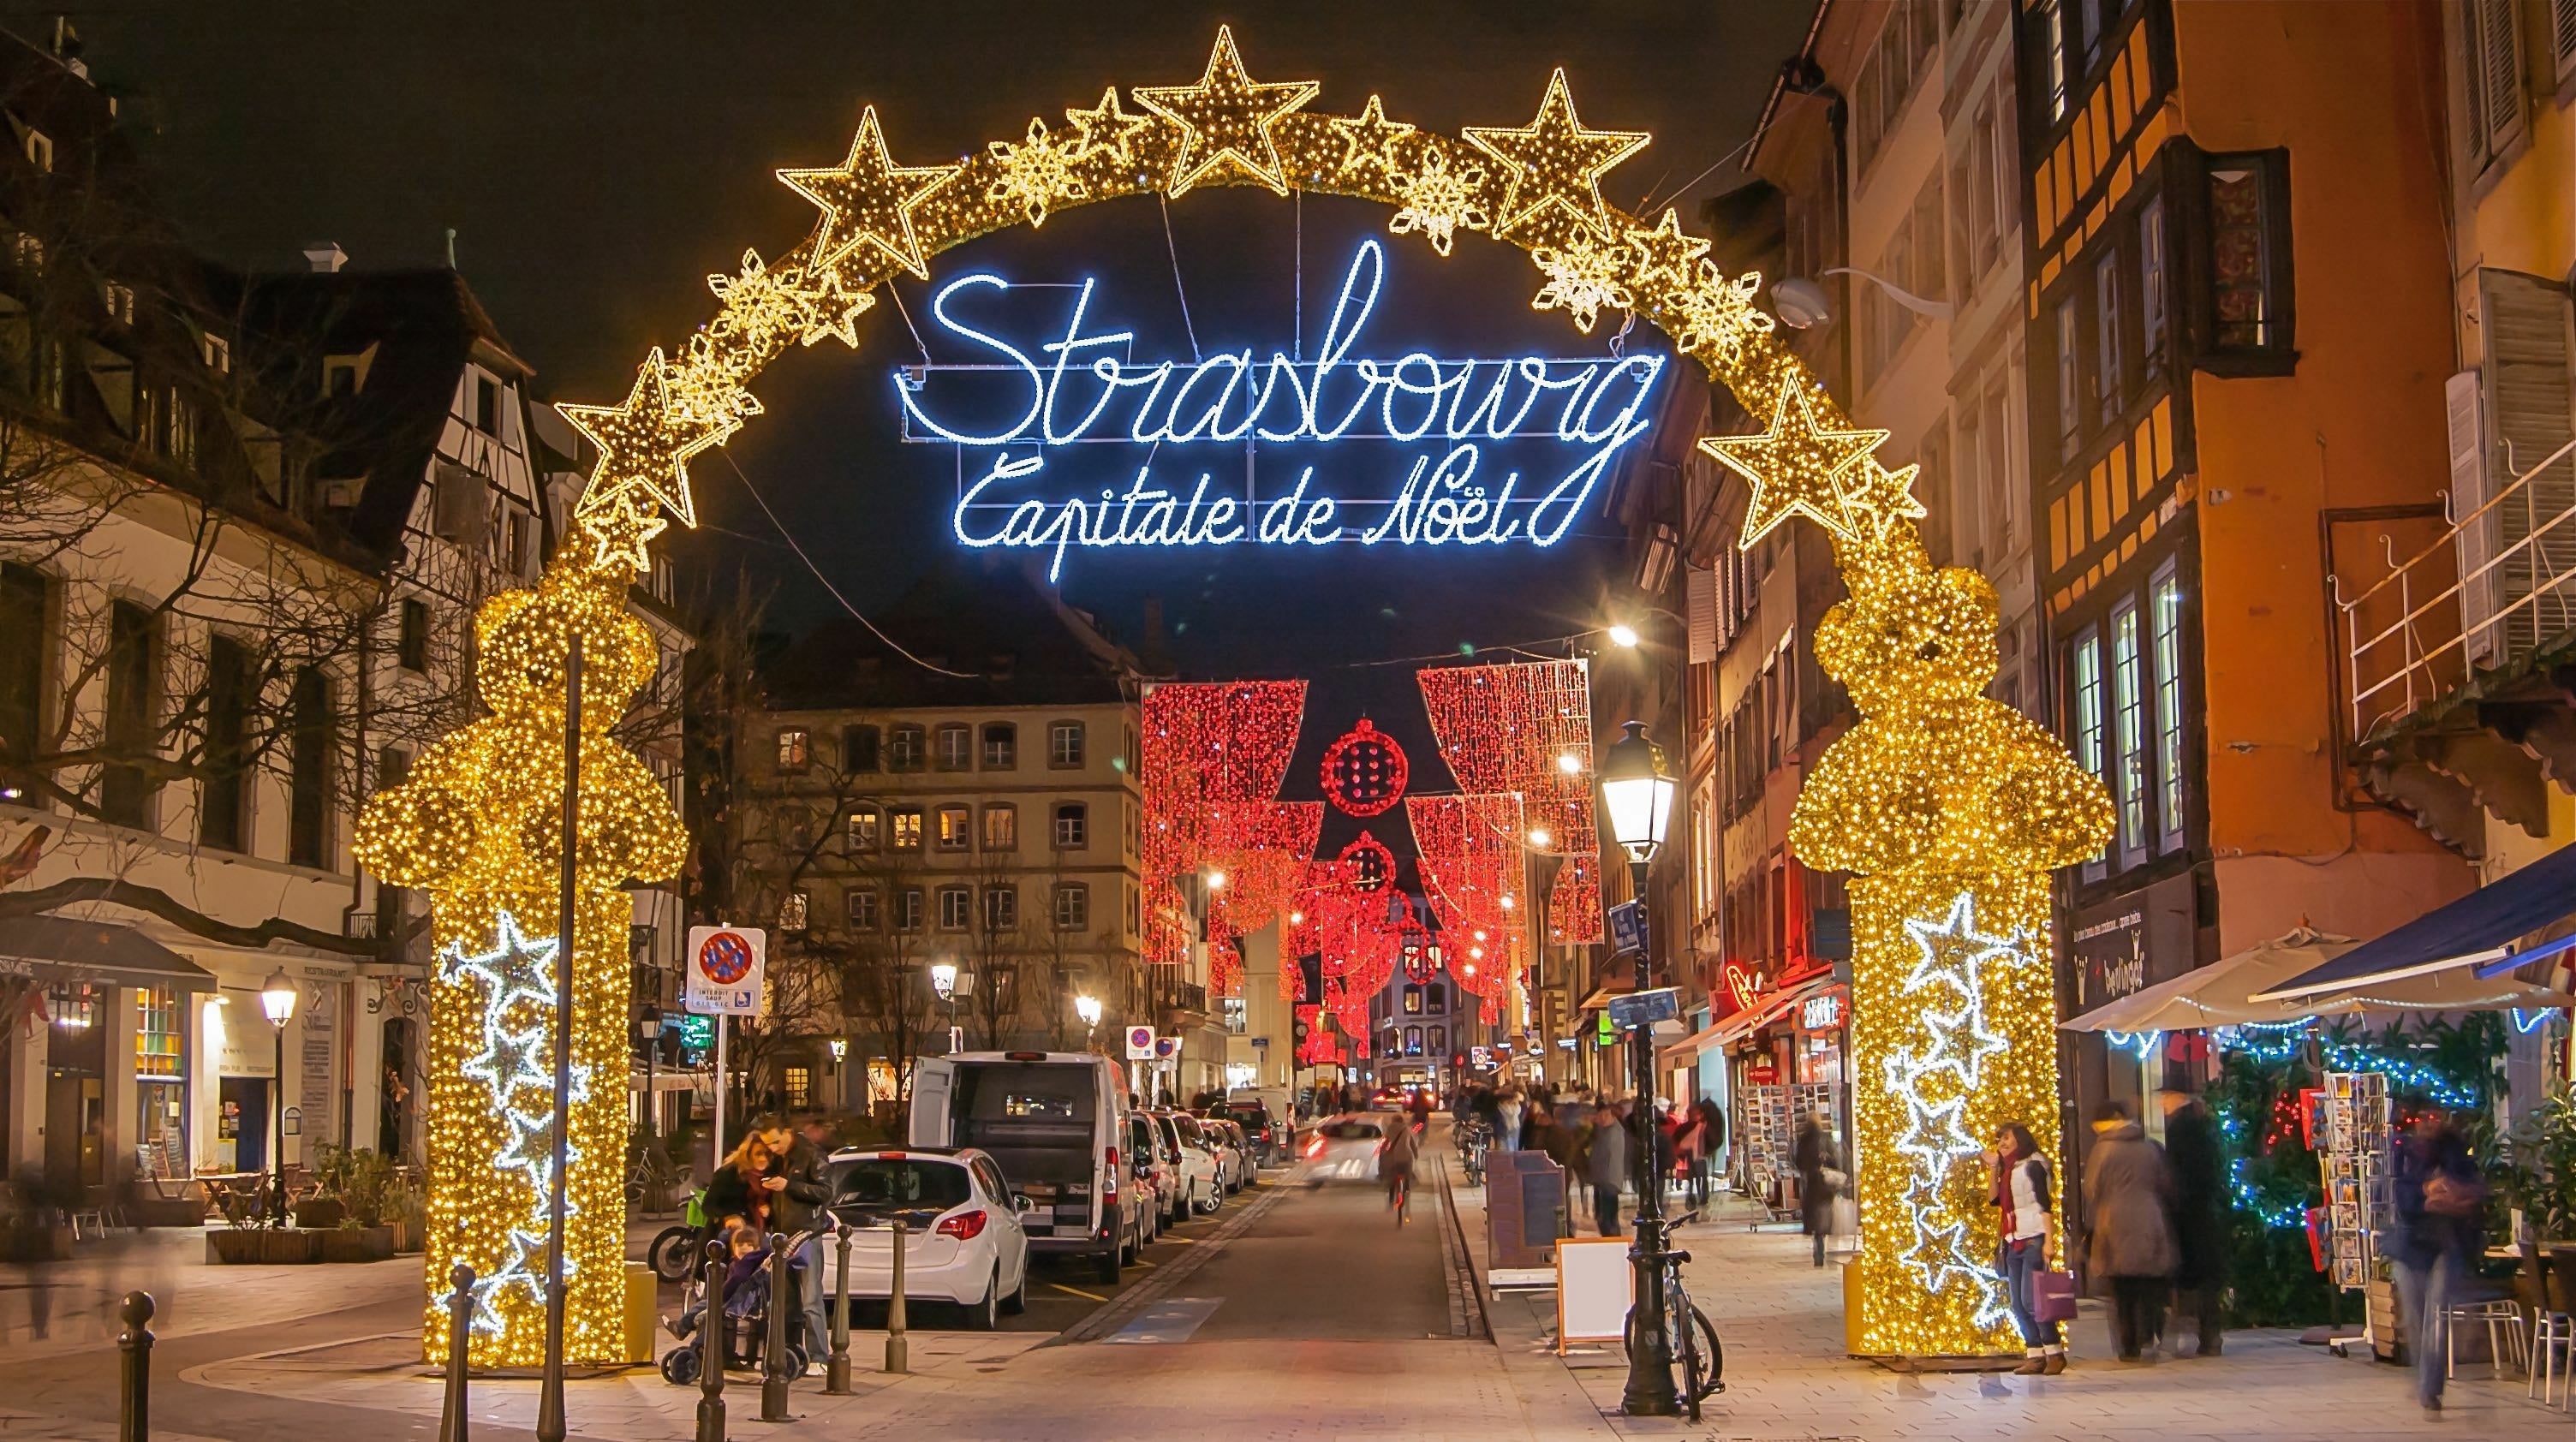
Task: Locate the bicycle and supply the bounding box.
[647,1188,708,1282]
[1455,1118,1491,1188]
[1623,1207,1723,1420]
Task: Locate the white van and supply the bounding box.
[909,1051,1143,1284]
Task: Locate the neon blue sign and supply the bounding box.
[895,238,1667,577]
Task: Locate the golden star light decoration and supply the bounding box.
[777,105,961,278]
[1130,26,1319,196]
[460,27,2115,1361]
[1463,69,1649,241]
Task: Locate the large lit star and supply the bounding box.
[1131,26,1320,196]
[1464,69,1649,241]
[1698,383,1888,547]
[777,106,961,279]
[1064,86,1154,166]
[1840,459,1929,545]
[444,913,562,1016]
[558,349,731,532]
[580,498,665,575]
[1627,207,1711,293]
[1900,891,2022,998]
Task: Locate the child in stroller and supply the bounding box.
[659,1223,817,1385]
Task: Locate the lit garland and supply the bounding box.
[1320,718,1409,818]
[1140,682,1313,972]
[1408,792,1527,1019]
[354,548,687,1368]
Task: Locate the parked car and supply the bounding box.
[1219,1094,1292,1166]
[1127,1111,1172,1242]
[1153,1111,1222,1218]
[823,1147,1030,1329]
[1303,1115,1390,1183]
[909,1051,1143,1284]
[1201,1117,1251,1193]
[1142,1110,1188,1226]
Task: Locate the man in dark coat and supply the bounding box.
[770,1114,837,1372]
[1792,1110,1840,1268]
[2161,1093,2228,1356]
[2083,1100,2177,1361]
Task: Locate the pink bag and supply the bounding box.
[2035,1270,2078,1324]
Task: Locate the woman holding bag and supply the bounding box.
[1993,1121,2068,1374]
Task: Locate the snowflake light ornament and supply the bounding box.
[1528,233,1634,334]
[987,118,1090,228]
[1387,151,1489,258]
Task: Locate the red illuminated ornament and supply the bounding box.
[1321,718,1409,817]
[1417,659,1601,944]
[1720,958,1762,1015]
[1340,831,1397,891]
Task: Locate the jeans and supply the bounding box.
[2109,1276,2167,1358]
[2001,1236,2059,1348]
[2394,1254,2458,1405]
[793,1234,827,1365]
[1594,1184,1622,1237]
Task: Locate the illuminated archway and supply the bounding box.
[364,26,2111,1363]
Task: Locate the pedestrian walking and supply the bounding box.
[1792,1108,1841,1267]
[2161,1092,2227,1357]
[1497,1089,1526,1153]
[1692,1097,1726,1204]
[2081,1099,2176,1362]
[1587,1099,1629,1236]
[2384,1111,2483,1414]
[1547,1099,1590,1233]
[1990,1121,2066,1374]
[769,1112,837,1373]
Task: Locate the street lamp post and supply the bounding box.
[1074,993,1102,1052]
[930,962,962,1054]
[259,968,297,1229]
[1597,720,1678,1418]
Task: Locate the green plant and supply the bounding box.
[2208,1046,2334,1326]
[313,1144,399,1226]
[2494,1085,2576,1241]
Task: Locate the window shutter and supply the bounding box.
[2483,0,2525,156]
[2449,369,2497,665]
[2475,267,2576,663]
[1686,564,1717,664]
[2555,0,2576,80]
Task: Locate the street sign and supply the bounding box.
[1607,987,1683,1030]
[1152,1035,1180,1061]
[1607,899,1648,957]
[1470,1046,1494,1071]
[1125,1025,1156,1060]
[1249,1035,1270,1049]
[683,926,767,1016]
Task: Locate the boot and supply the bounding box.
[2012,1350,2046,1375]
[2042,1350,2066,1375]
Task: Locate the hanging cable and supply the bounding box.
[884,278,933,364]
[1159,194,1202,363]
[717,449,976,678]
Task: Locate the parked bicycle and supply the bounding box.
[1455,1117,1491,1188]
[1624,1206,1723,1419]
[646,1189,707,1282]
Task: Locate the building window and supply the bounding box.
[2110,599,2147,868]
[0,562,45,770]
[1404,985,1423,1014]
[2041,0,2070,122]
[397,598,429,672]
[938,885,971,931]
[981,722,1017,769]
[1052,801,1088,849]
[982,885,1017,933]
[1052,882,1090,932]
[783,1066,811,1110]
[2152,562,2187,852]
[288,666,331,867]
[199,635,251,852]
[474,376,501,433]
[847,887,881,932]
[889,724,925,772]
[1404,1025,1423,1057]
[843,724,880,772]
[935,803,970,850]
[1048,720,1085,767]
[934,723,971,771]
[1222,997,1247,1034]
[1428,1024,1446,1052]
[776,729,809,770]
[846,804,881,852]
[890,806,924,851]
[2138,195,2168,365]
[2095,252,2123,424]
[102,601,158,829]
[780,889,809,932]
[896,886,925,932]
[981,802,1017,852]
[2071,629,2106,879]
[2054,298,2081,460]
[2203,151,2293,364]
[23,127,50,172]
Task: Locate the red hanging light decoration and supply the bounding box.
[1141,681,1317,974]
[1320,717,1409,817]
[1408,792,1528,1014]
[1417,658,1602,944]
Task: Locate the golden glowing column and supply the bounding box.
[356,543,687,1368]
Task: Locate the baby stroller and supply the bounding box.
[657,1224,825,1385]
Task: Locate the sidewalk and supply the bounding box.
[1444,1153,2573,1439]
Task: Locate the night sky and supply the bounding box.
[50,2,1805,765]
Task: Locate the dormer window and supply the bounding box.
[99,282,132,325]
[474,375,500,433]
[325,357,361,397]
[201,334,230,375]
[25,128,51,173]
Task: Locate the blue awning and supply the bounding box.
[2253,841,2576,1000]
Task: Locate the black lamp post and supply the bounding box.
[1596,719,1678,1417]
[259,968,297,1229]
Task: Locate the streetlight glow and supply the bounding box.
[929,961,959,1000]
[1205,868,1227,891]
[1556,752,1582,775]
[1528,825,1553,848]
[1074,993,1103,1027]
[1597,720,1675,863]
[1607,623,1639,648]
[260,968,298,1028]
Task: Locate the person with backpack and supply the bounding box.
[2386,1111,2484,1414]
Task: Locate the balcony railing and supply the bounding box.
[2339,434,2576,742]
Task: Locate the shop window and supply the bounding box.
[134,986,180,1078]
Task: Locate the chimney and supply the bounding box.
[302,241,348,275]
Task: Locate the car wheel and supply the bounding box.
[1197,1182,1217,1215]
[1001,1262,1029,1316]
[966,1267,999,1331]
[1095,1241,1123,1284]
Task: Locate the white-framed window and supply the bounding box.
[981,802,1017,852]
[1053,801,1088,849]
[847,888,880,932]
[2139,195,2168,363]
[1052,883,1090,932]
[2054,298,2082,459]
[1048,720,1086,767]
[2095,251,2124,424]
[2109,599,2147,869]
[889,724,925,771]
[2071,628,2106,881]
[982,885,1017,934]
[895,886,925,932]
[2151,561,2187,853]
[935,723,971,771]
[890,806,923,851]
[981,722,1017,769]
[776,729,809,770]
[846,805,882,853]
[938,885,971,931]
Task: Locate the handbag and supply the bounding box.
[2034,1268,2078,1323]
[1820,1167,1849,1192]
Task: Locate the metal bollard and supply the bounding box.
[116,1290,153,1442]
[438,1266,473,1442]
[695,1242,727,1442]
[825,1226,853,1395]
[759,1233,792,1422]
[883,1219,909,1376]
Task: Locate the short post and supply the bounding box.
[695,1242,727,1442]
[438,1265,473,1442]
[883,1219,909,1376]
[825,1227,853,1395]
[116,1290,153,1442]
[759,1233,792,1422]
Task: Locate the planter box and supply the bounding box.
[292,1198,347,1230]
[206,1228,326,1265]
[128,1196,206,1230]
[320,1226,396,1263]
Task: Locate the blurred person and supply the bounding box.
[1546,1099,1591,1233]
[1691,1097,1726,1205]
[772,1112,837,1373]
[703,1132,778,1234]
[2161,1092,2227,1357]
[2082,1099,2176,1362]
[1587,1099,1629,1237]
[1380,1110,1422,1222]
[1991,1121,2066,1374]
[1792,1108,1841,1268]
[2386,1111,2483,1414]
[1497,1089,1526,1152]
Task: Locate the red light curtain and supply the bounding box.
[1407,792,1528,1022]
[1416,658,1603,944]
[1142,682,1313,976]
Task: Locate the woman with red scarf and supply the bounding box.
[1992,1122,2066,1374]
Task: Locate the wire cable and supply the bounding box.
[884,279,933,364]
[717,449,977,678]
[1160,194,1202,363]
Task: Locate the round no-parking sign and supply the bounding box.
[684,926,768,1016]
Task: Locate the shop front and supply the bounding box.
[2064,869,2203,1136]
[0,921,218,1202]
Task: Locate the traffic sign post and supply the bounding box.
[1607,900,1648,959]
[685,927,769,1173]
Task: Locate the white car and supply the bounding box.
[1198,1116,1251,1193]
[1303,1115,1395,1183]
[1153,1111,1223,1218]
[824,1147,1031,1330]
